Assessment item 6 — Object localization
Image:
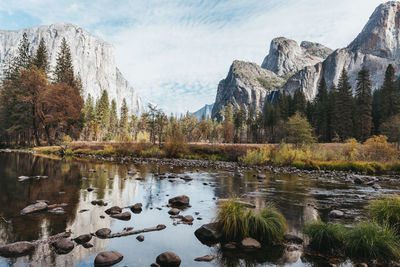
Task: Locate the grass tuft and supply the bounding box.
[216,199,248,241]
[345,221,400,261]
[304,220,347,254]
[247,203,287,245]
[369,195,400,233]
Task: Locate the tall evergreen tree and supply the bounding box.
[32,38,49,74]
[354,68,372,141]
[381,64,400,120]
[335,69,354,141]
[16,33,32,70]
[96,90,110,135]
[292,90,306,115]
[314,77,329,141]
[54,38,74,86]
[119,98,129,137]
[109,99,118,135]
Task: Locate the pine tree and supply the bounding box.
[328,83,339,141]
[54,38,74,86]
[335,69,354,141]
[222,103,234,143]
[32,38,49,74]
[16,33,32,70]
[314,77,329,141]
[292,90,306,115]
[354,67,372,141]
[95,90,110,138]
[119,98,129,137]
[372,89,383,134]
[381,64,400,120]
[109,99,118,136]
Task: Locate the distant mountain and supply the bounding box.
[283,1,400,100]
[0,23,143,114]
[211,1,400,120]
[192,103,214,120]
[211,39,331,120]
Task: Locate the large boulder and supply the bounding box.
[53,238,74,254]
[94,251,123,266]
[130,203,142,213]
[96,228,111,238]
[194,223,222,244]
[156,251,181,267]
[168,195,190,209]
[21,202,48,215]
[74,234,92,244]
[0,241,35,257]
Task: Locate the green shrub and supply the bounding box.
[304,220,347,254]
[369,195,400,233]
[247,204,287,245]
[345,221,400,261]
[216,199,248,241]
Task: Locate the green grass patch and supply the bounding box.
[345,221,400,262]
[247,204,287,245]
[369,195,400,233]
[216,199,248,241]
[304,220,347,255]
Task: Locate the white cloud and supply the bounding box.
[0,0,389,113]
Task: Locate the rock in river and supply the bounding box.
[194,223,222,244]
[96,228,111,238]
[168,208,180,215]
[74,234,92,244]
[105,206,122,215]
[194,255,217,262]
[94,251,123,266]
[0,241,35,257]
[156,251,181,267]
[241,238,261,249]
[53,238,74,254]
[168,195,190,209]
[130,203,142,213]
[21,202,48,215]
[111,211,131,221]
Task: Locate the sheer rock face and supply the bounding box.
[282,1,400,100]
[261,37,332,76]
[211,60,284,121]
[0,23,143,114]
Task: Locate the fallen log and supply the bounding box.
[107,224,166,238]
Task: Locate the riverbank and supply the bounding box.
[23,139,400,176]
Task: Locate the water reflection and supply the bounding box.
[0,152,399,266]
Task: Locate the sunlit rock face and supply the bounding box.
[261,37,332,76]
[282,1,400,100]
[211,60,285,120]
[0,23,143,114]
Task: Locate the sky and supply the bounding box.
[0,0,389,114]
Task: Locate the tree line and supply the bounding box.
[220,65,400,144]
[1,33,400,147]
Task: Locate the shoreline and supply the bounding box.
[1,148,398,185]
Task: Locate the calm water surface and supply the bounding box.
[0,152,399,267]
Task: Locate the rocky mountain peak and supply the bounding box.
[211,60,284,120]
[348,1,400,59]
[261,37,332,76]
